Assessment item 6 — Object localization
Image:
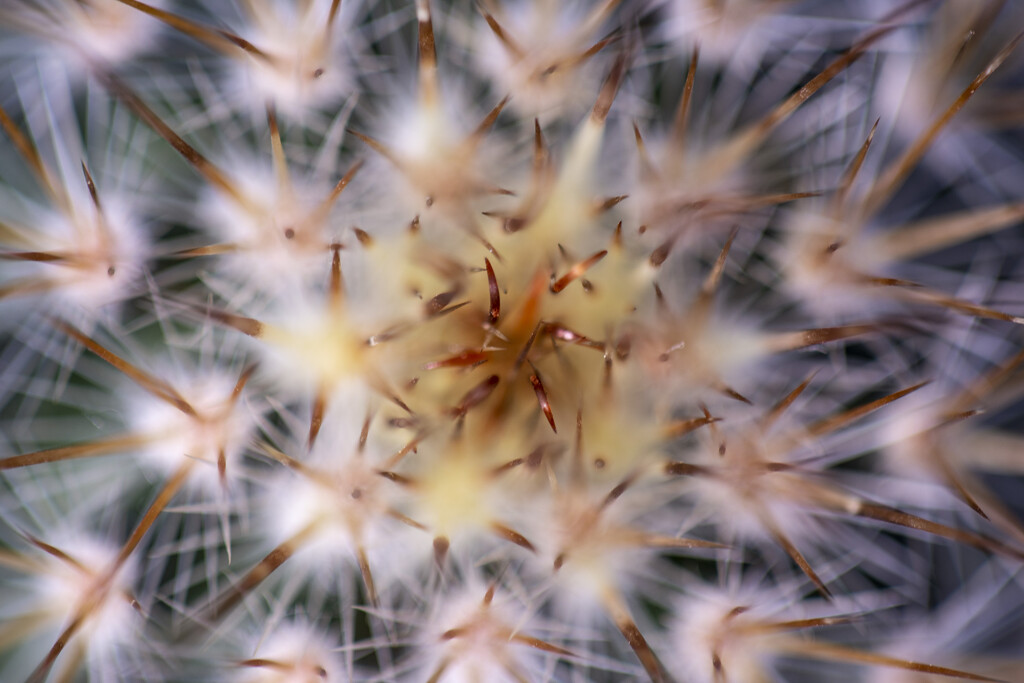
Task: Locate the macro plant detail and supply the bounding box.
[2,0,1024,681]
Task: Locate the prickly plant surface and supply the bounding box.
[2,1,1024,681]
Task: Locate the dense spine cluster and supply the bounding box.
[2,1,1024,681]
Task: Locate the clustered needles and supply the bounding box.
[2,1,1024,682]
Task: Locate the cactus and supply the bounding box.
[2,1,1024,681]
